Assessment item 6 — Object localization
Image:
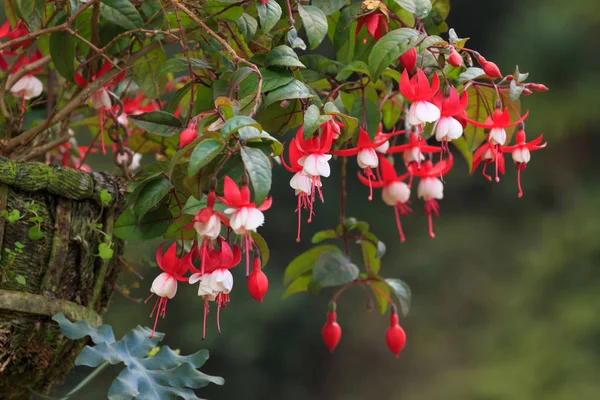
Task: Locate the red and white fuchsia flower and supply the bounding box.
[146,243,194,337]
[432,87,468,148]
[355,2,389,44]
[9,50,44,100]
[502,125,547,197]
[193,189,229,274]
[400,68,441,126]
[387,130,441,177]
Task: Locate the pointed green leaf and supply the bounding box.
[256,0,282,33]
[113,205,172,241]
[50,15,76,81]
[264,80,314,105]
[188,139,224,177]
[312,249,359,288]
[235,13,258,42]
[311,0,346,15]
[311,229,338,244]
[284,245,339,286]
[240,146,272,206]
[100,0,143,30]
[385,278,412,316]
[287,27,306,50]
[282,275,312,298]
[303,104,332,138]
[129,111,183,137]
[368,28,419,82]
[221,116,261,138]
[157,58,214,76]
[265,45,306,69]
[134,177,173,220]
[298,5,328,50]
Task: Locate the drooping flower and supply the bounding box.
[332,127,398,200]
[472,142,505,183]
[399,47,417,73]
[219,176,272,275]
[189,238,241,338]
[322,308,342,352]
[400,68,441,126]
[75,59,126,154]
[386,130,441,179]
[432,87,469,148]
[115,94,159,128]
[247,257,268,302]
[0,21,31,70]
[192,190,229,273]
[412,154,453,238]
[9,50,44,100]
[145,243,194,337]
[355,1,389,44]
[501,126,546,197]
[385,312,406,358]
[358,156,412,242]
[179,120,198,148]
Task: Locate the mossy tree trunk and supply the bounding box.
[0,157,124,399]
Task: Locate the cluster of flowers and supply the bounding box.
[281,64,546,243]
[146,177,270,338]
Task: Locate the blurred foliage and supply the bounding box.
[44,0,600,399]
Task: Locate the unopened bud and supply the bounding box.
[448,49,462,67]
[179,126,198,148]
[527,83,549,92]
[322,309,342,352]
[522,88,533,96]
[399,47,417,73]
[385,312,406,358]
[482,60,502,79]
[247,258,268,302]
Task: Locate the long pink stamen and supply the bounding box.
[393,205,406,243]
[99,110,106,155]
[366,168,373,201]
[216,303,222,334]
[149,297,167,338]
[427,213,435,239]
[245,234,251,276]
[482,161,492,181]
[517,164,524,198]
[296,195,302,243]
[202,299,209,340]
[200,240,207,274]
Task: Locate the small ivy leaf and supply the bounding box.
[312,249,359,288]
[265,46,306,69]
[98,243,114,260]
[129,111,183,137]
[188,139,224,177]
[100,189,113,206]
[15,275,26,286]
[240,146,272,206]
[7,209,21,223]
[297,5,328,50]
[256,0,282,33]
[283,245,339,286]
[385,278,412,316]
[368,28,419,82]
[28,225,44,241]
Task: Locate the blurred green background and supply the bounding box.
[52,0,600,399]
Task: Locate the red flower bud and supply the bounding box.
[179,125,198,148]
[247,258,268,302]
[322,310,342,352]
[528,83,549,92]
[385,313,406,358]
[399,47,417,73]
[448,49,462,67]
[506,74,514,81]
[522,88,533,96]
[482,61,502,79]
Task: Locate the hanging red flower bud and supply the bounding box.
[522,88,533,96]
[247,258,268,302]
[476,54,502,79]
[179,121,198,148]
[527,83,549,92]
[448,48,462,67]
[399,47,417,73]
[385,312,406,358]
[322,307,342,352]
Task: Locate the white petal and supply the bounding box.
[224,208,237,215]
[512,147,530,164]
[417,177,444,200]
[357,148,379,169]
[382,181,411,206]
[230,207,248,234]
[489,128,506,145]
[290,172,311,194]
[301,154,319,176]
[316,154,331,177]
[446,117,464,140]
[403,146,424,164]
[189,273,203,284]
[151,272,177,299]
[92,89,111,110]
[244,207,265,231]
[414,101,441,124]
[407,103,422,126]
[375,140,389,154]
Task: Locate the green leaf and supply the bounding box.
[312,249,359,288]
[312,229,338,244]
[49,15,76,81]
[28,225,44,241]
[240,146,272,206]
[6,209,21,223]
[15,275,26,286]
[284,245,339,286]
[452,136,473,171]
[203,1,244,21]
[458,67,485,83]
[237,127,283,156]
[100,189,113,206]
[134,177,173,220]
[235,13,258,42]
[98,243,114,259]
[265,45,305,69]
[221,116,261,137]
[129,111,183,137]
[131,45,167,98]
[395,0,432,19]
[282,275,312,298]
[100,0,143,30]
[335,60,370,81]
[385,278,412,316]
[250,231,270,267]
[350,97,381,139]
[157,58,214,76]
[298,5,328,50]
[52,314,224,399]
[303,104,332,138]
[188,139,224,177]
[15,0,44,31]
[370,280,391,315]
[368,28,419,82]
[361,241,381,275]
[323,102,359,140]
[311,0,346,16]
[239,68,294,97]
[287,27,306,51]
[256,0,282,33]
[264,80,314,105]
[114,205,172,241]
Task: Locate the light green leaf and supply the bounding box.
[99,0,143,30]
[188,139,224,177]
[458,67,485,83]
[221,116,261,138]
[312,249,359,288]
[361,241,381,275]
[256,0,282,33]
[298,5,328,50]
[129,111,183,137]
[395,0,432,19]
[157,58,214,76]
[312,230,338,244]
[203,1,244,21]
[284,245,339,286]
[282,275,312,298]
[385,278,412,316]
[251,231,270,267]
[368,28,419,82]
[240,146,272,206]
[28,225,44,241]
[15,275,26,285]
[265,45,306,69]
[98,243,114,259]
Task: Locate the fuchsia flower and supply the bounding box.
[355,9,389,44]
[189,238,241,339]
[115,94,159,128]
[467,105,529,182]
[9,50,44,100]
[432,87,468,148]
[411,154,453,238]
[192,190,229,273]
[219,176,272,275]
[386,130,441,180]
[146,243,194,338]
[400,68,441,126]
[358,156,411,242]
[332,127,398,200]
[501,126,546,197]
[399,47,417,73]
[75,60,126,154]
[0,21,31,70]
[179,120,199,148]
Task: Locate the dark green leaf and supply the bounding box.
[256,0,282,33]
[284,245,339,286]
[265,45,305,69]
[129,111,183,137]
[395,0,432,18]
[188,139,224,177]
[250,231,270,267]
[132,45,167,98]
[100,0,143,30]
[312,249,359,288]
[323,102,359,140]
[240,146,272,206]
[385,278,412,316]
[134,177,173,220]
[312,0,346,15]
[157,58,214,76]
[222,116,261,137]
[49,15,76,81]
[264,80,314,105]
[298,5,328,50]
[113,205,172,241]
[15,0,44,31]
[303,105,327,138]
[351,97,381,139]
[239,68,294,97]
[368,28,419,82]
[312,230,338,244]
[235,13,258,42]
